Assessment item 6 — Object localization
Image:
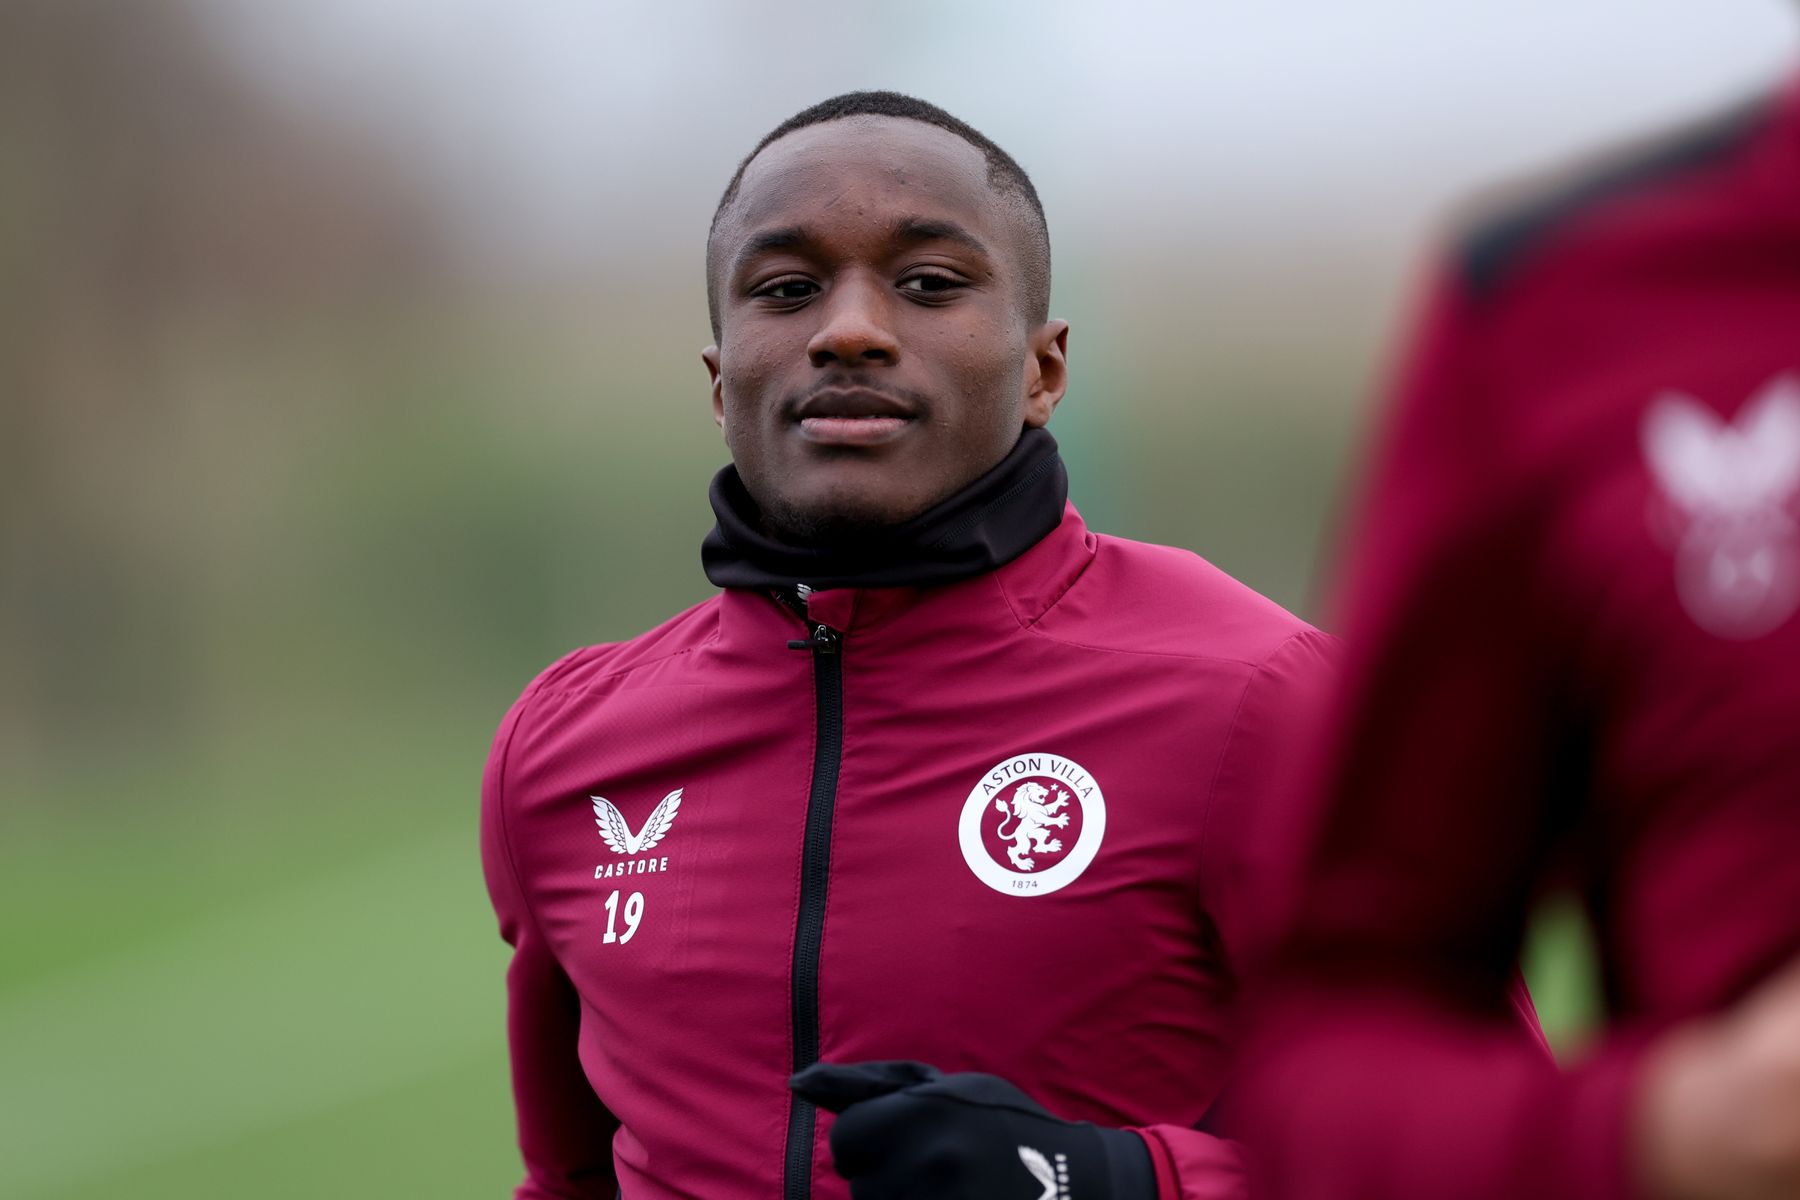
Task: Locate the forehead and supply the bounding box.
[720,115,1010,250]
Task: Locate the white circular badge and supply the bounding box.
[958,752,1106,896]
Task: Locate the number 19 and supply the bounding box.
[603,890,644,945]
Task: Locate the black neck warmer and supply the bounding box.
[701,427,1068,591]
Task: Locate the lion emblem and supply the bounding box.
[993,782,1072,871]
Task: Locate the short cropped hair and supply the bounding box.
[705,90,1051,339]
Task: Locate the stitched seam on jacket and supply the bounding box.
[992,532,1093,630]
[1018,616,1292,669]
[536,622,724,698]
[1193,630,1312,933]
[1001,540,1307,667]
[495,676,562,971]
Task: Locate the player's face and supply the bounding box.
[703,116,1068,542]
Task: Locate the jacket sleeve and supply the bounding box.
[1117,629,1342,1200]
[482,682,622,1199]
[1239,268,1644,1200]
[1199,627,1343,976]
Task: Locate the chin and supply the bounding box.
[756,479,935,548]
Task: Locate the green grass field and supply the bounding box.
[1,727,524,1199]
[1,717,1603,1200]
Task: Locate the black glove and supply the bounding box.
[790,1059,1157,1200]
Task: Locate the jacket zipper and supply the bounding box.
[784,610,842,1200]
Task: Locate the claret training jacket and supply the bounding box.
[1246,78,1800,1200]
[481,429,1338,1199]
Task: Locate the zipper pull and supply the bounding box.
[783,584,839,652]
[787,623,841,653]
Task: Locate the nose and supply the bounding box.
[806,276,900,367]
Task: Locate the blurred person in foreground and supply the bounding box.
[1243,70,1800,1200]
[479,91,1351,1199]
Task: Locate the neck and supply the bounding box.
[702,427,1068,591]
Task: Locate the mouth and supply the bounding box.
[791,386,921,448]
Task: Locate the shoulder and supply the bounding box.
[522,596,722,698]
[1033,532,1335,671]
[481,596,723,831]
[488,595,723,751]
[1454,91,1777,302]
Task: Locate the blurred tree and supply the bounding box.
[0,0,444,774]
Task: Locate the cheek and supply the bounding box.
[930,318,1027,399]
[913,303,1002,360]
[717,338,784,413]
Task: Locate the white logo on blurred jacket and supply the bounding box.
[1642,373,1800,638]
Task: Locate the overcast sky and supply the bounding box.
[197,0,1799,271]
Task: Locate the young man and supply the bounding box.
[480,92,1340,1198]
[1244,76,1800,1200]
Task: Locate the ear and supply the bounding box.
[701,344,725,431]
[1021,320,1070,429]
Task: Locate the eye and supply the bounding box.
[752,277,818,302]
[898,271,964,297]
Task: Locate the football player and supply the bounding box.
[479,91,1370,1199]
[1245,74,1800,1200]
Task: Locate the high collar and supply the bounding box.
[701,426,1068,592]
[713,500,1098,643]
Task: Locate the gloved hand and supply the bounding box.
[790,1059,1157,1200]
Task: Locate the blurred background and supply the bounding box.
[2,1,1795,1195]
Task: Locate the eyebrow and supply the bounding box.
[890,216,990,257]
[730,216,993,278]
[736,225,812,266]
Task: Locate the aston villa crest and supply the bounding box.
[958,753,1106,896]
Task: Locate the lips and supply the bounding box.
[791,387,920,447]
